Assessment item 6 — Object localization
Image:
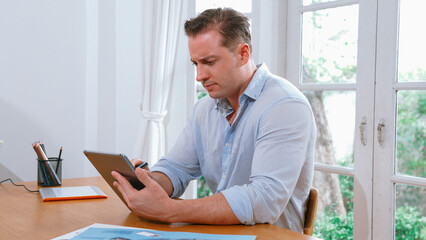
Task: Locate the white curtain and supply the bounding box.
[134,0,184,164]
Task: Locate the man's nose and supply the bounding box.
[196,66,209,82]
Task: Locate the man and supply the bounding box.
[112,8,316,233]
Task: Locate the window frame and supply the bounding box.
[288,0,426,239]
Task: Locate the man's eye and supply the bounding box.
[191,62,197,66]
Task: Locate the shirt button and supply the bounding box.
[222,174,226,179]
[225,143,230,147]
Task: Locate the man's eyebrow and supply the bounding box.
[191,55,217,62]
[201,55,216,60]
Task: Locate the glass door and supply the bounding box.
[373,0,426,239]
[287,1,377,239]
[288,0,425,239]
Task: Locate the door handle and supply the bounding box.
[377,119,385,147]
[359,116,367,146]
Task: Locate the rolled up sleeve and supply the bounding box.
[221,186,254,225]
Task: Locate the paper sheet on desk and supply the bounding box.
[51,223,142,240]
[52,223,256,240]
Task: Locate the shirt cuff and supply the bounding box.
[221,186,255,225]
[150,165,181,198]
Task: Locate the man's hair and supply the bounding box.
[184,8,252,53]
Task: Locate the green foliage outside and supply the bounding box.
[198,91,208,100]
[396,71,426,179]
[314,158,354,240]
[395,206,426,240]
[314,175,426,240]
[315,208,354,240]
[197,176,212,198]
[314,202,425,240]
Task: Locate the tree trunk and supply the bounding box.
[306,91,347,216]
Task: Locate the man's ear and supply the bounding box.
[237,43,250,66]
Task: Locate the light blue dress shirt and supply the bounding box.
[151,63,316,232]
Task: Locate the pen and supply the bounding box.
[56,146,62,174]
[136,162,148,169]
[58,146,63,159]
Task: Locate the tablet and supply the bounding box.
[83,151,145,206]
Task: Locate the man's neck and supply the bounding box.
[226,61,257,123]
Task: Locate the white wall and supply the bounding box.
[0,0,194,182]
[0,0,87,181]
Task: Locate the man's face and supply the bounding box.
[188,30,244,100]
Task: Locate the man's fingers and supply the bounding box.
[111,171,137,198]
[135,168,156,188]
[131,158,143,168]
[112,178,130,204]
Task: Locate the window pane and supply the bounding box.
[396,90,426,178]
[303,0,335,5]
[304,91,355,167]
[196,0,252,13]
[397,0,426,82]
[302,5,358,83]
[395,184,426,240]
[313,171,353,239]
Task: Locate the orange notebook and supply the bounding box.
[39,186,107,202]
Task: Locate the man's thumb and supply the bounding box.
[135,168,153,187]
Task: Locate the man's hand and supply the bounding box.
[112,168,176,222]
[112,166,240,225]
[130,158,150,171]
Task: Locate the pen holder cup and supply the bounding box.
[37,158,62,187]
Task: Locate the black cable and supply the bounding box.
[0,178,39,193]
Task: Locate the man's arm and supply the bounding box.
[112,168,240,225]
[151,171,174,196]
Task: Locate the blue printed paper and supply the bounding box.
[71,227,256,240]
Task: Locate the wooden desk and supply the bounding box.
[0,177,320,240]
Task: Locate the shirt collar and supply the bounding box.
[215,63,270,110]
[243,63,270,100]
